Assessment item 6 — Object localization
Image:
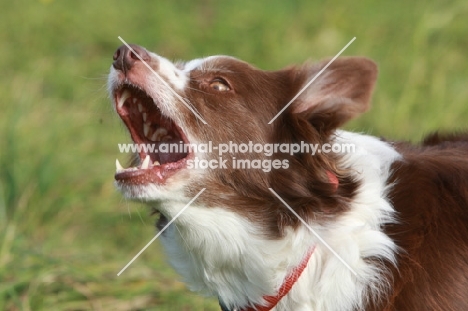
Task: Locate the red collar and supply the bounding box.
[238,245,316,311]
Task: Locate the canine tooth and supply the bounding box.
[118,90,130,108]
[141,155,151,169]
[115,159,124,172]
[143,123,150,137]
[138,103,143,112]
[150,131,158,141]
[132,98,138,104]
[143,112,147,122]
[153,161,160,166]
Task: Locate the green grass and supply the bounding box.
[1,0,468,310]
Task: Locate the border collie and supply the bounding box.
[108,44,468,311]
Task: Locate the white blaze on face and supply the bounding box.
[154,53,188,90]
[182,58,208,72]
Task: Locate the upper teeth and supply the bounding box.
[143,121,171,142]
[115,90,178,170]
[144,123,150,136]
[118,90,131,109]
[151,127,168,141]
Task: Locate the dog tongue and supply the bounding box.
[157,138,187,164]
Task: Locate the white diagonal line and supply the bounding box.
[117,188,206,276]
[268,188,357,276]
[118,36,208,125]
[268,37,356,124]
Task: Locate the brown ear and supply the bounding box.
[291,57,378,132]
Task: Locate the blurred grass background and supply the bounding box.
[1,0,467,310]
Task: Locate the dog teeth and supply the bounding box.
[118,90,131,109]
[115,159,124,172]
[143,112,147,122]
[153,128,168,141]
[138,103,143,112]
[132,98,138,104]
[144,124,168,141]
[141,155,151,170]
[153,161,160,166]
[143,123,150,136]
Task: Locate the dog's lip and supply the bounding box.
[113,84,191,185]
[114,157,190,185]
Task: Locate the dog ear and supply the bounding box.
[290,57,378,132]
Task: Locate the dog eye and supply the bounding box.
[209,79,230,92]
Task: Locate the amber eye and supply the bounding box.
[209,78,231,92]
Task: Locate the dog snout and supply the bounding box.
[112,44,150,73]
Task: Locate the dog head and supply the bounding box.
[108,44,377,236]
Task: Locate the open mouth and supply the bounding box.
[114,85,190,184]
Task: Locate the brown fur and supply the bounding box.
[373,135,468,310]
[183,58,468,307]
[182,57,468,307]
[110,46,468,309]
[179,57,377,237]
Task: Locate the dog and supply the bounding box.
[108,44,468,311]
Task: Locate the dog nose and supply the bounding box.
[112,44,150,72]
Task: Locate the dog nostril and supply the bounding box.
[130,51,140,61]
[112,44,150,72]
[113,48,120,61]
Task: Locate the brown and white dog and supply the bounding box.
[108,44,468,311]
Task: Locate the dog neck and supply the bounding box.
[219,245,316,311]
[156,131,400,310]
